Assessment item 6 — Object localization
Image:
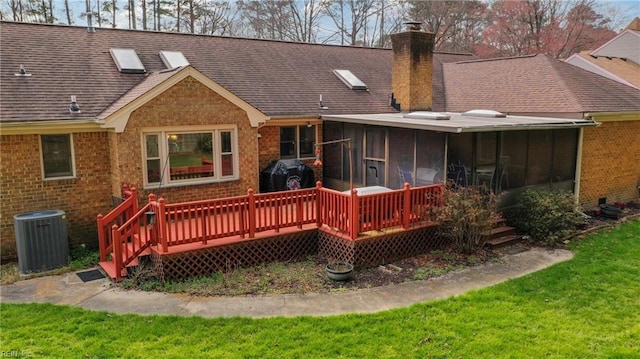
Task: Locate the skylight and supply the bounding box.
[333,69,368,90]
[403,111,451,120]
[159,51,190,69]
[462,109,507,118]
[109,48,146,74]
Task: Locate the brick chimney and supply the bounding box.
[390,21,435,111]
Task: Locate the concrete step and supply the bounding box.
[485,234,523,249]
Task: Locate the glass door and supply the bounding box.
[364,127,387,187]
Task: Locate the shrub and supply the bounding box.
[508,189,584,244]
[434,186,500,254]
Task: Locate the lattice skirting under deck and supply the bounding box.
[152,229,318,281]
[318,225,445,269]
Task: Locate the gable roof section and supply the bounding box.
[99,66,267,132]
[565,51,640,89]
[0,21,473,125]
[443,54,640,114]
[590,28,640,65]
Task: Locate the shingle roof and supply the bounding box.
[443,54,640,113]
[566,51,640,89]
[0,21,472,123]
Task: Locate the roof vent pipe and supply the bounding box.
[85,0,95,33]
[14,64,31,77]
[69,95,81,113]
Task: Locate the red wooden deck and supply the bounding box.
[97,183,443,281]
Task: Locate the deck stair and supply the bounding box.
[485,218,522,249]
[99,233,152,280]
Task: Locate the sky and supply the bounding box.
[3,0,639,33]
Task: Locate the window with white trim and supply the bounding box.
[280,125,316,159]
[144,128,237,186]
[41,134,75,179]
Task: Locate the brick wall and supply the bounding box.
[257,124,323,192]
[114,76,259,204]
[0,132,113,260]
[580,120,640,208]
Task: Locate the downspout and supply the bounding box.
[574,127,585,205]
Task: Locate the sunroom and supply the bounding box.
[321,110,598,206]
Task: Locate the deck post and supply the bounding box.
[157,197,168,253]
[97,214,107,262]
[316,182,323,228]
[112,224,122,282]
[128,186,138,218]
[201,204,208,246]
[403,183,411,229]
[248,188,256,238]
[147,193,157,246]
[350,189,359,240]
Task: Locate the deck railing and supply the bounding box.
[97,185,138,262]
[317,183,443,239]
[153,187,318,251]
[98,182,444,279]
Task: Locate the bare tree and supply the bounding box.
[324,0,378,45]
[288,0,325,42]
[197,0,235,35]
[408,0,488,53]
[62,0,72,24]
[126,0,136,29]
[237,0,293,40]
[481,0,615,58]
[6,0,25,21]
[98,0,118,28]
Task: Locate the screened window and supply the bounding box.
[144,128,237,186]
[280,125,316,159]
[41,134,74,179]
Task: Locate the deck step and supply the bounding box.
[493,217,508,228]
[98,261,127,280]
[485,234,523,249]
[485,226,516,240]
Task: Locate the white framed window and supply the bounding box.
[280,125,316,159]
[40,134,75,179]
[143,127,238,187]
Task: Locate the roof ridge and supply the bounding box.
[455,54,538,64]
[543,56,585,111]
[0,20,394,52]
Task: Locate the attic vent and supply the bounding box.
[333,69,368,90]
[462,109,506,118]
[159,51,189,69]
[109,48,146,74]
[403,111,450,120]
[15,64,32,77]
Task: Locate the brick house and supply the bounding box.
[0,21,471,261]
[2,21,639,262]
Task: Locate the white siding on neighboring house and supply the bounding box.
[591,30,640,64]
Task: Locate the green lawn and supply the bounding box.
[1,220,639,358]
